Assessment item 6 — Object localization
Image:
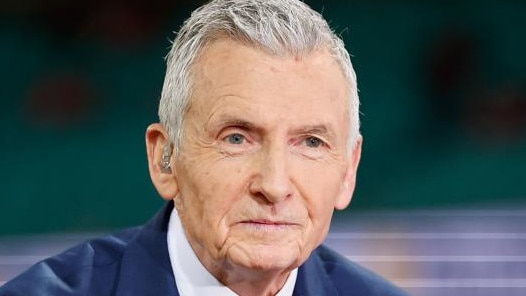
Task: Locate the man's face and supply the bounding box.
[173,39,360,273]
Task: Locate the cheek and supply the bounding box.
[179,156,251,225]
[293,162,344,227]
[296,160,344,203]
[301,176,341,246]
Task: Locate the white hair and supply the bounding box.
[159,0,360,152]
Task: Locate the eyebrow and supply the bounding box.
[295,124,338,139]
[219,119,256,129]
[208,115,336,140]
[207,115,262,133]
[295,125,329,135]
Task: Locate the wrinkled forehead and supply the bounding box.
[186,38,350,138]
[188,37,350,105]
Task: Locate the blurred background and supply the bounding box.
[1,0,525,295]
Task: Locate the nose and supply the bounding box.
[249,144,293,204]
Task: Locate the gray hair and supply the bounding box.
[159,0,360,152]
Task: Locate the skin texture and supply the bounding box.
[146,39,362,296]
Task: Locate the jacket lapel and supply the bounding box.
[293,249,339,296]
[114,202,179,296]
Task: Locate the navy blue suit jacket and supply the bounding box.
[0,202,408,295]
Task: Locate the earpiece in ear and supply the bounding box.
[160,143,173,174]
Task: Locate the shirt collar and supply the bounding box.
[167,208,297,296]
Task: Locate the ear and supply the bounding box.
[334,135,362,210]
[145,123,179,201]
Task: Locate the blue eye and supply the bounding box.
[226,133,246,144]
[305,136,323,148]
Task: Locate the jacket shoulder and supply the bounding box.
[0,227,140,296]
[313,245,409,296]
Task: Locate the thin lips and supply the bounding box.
[241,219,297,225]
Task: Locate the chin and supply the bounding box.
[229,244,302,271]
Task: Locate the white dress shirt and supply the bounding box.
[167,208,298,296]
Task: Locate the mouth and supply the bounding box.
[238,219,299,230]
[244,219,290,225]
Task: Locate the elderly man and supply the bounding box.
[0,0,408,295]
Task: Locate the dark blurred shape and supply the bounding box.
[428,29,479,95]
[81,1,177,49]
[424,28,481,137]
[15,0,180,48]
[423,26,526,144]
[25,70,99,129]
[32,0,95,44]
[465,83,526,143]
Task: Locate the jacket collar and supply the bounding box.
[292,248,339,296]
[115,201,179,296]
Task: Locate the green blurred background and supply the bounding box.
[1,0,525,235]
